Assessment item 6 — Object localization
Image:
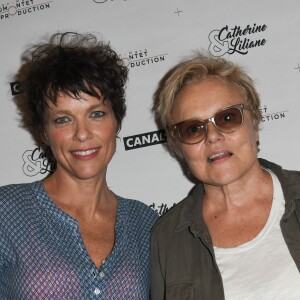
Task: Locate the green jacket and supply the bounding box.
[150,159,300,299]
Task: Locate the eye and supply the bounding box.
[187,124,202,134]
[221,112,235,122]
[180,121,205,137]
[54,116,70,124]
[216,108,239,125]
[90,111,105,119]
[215,107,242,130]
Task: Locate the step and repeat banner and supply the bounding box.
[1,0,300,215]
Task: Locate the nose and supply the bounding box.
[73,120,92,142]
[204,121,224,145]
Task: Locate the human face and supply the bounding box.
[43,93,118,181]
[170,79,259,187]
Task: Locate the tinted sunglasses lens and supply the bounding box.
[214,107,243,132]
[176,120,206,144]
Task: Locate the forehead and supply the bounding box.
[171,79,245,120]
[46,92,110,110]
[176,79,245,104]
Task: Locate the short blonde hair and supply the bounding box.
[153,53,262,159]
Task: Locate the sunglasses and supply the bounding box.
[168,104,250,145]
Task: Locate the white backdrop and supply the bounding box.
[1,0,300,215]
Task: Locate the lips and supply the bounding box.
[71,148,100,159]
[208,151,232,162]
[72,149,98,156]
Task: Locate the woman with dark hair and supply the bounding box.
[0,32,158,299]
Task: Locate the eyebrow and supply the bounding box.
[49,103,107,115]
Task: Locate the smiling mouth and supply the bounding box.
[72,149,99,156]
[208,151,232,162]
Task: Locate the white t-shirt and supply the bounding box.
[214,170,300,300]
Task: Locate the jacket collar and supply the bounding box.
[174,182,207,236]
[258,158,300,218]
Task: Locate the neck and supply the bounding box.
[203,165,272,213]
[43,171,116,218]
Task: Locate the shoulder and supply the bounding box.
[260,158,300,185]
[0,182,40,234]
[151,183,203,238]
[117,195,159,226]
[280,168,300,181]
[151,198,185,236]
[259,159,300,208]
[0,181,38,212]
[0,182,35,201]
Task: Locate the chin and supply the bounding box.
[75,175,100,181]
[195,170,238,186]
[212,173,244,186]
[72,169,102,181]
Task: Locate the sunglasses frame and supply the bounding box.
[168,104,251,145]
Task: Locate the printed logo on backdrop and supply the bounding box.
[0,0,53,21]
[10,81,23,95]
[92,0,127,4]
[208,23,267,57]
[123,129,166,151]
[22,147,54,177]
[260,105,288,123]
[150,202,176,216]
[122,50,168,69]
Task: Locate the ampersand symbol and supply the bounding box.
[93,0,107,3]
[22,150,41,177]
[208,30,229,57]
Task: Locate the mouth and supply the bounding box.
[71,148,99,157]
[208,151,232,163]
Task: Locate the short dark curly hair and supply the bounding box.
[21,32,128,133]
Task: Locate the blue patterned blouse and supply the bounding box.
[0,181,158,299]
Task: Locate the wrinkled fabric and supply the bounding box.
[151,159,300,300]
[0,181,158,299]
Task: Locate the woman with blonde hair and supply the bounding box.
[151,54,300,299]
